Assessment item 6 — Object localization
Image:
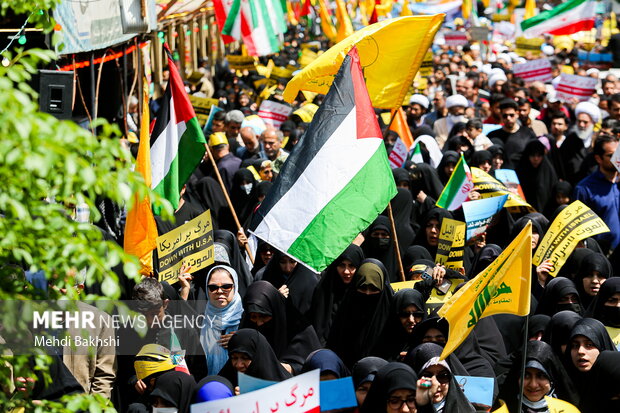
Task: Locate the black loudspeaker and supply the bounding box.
[38,70,73,119]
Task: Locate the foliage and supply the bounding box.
[0,3,172,412]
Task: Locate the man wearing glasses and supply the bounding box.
[488,99,536,168]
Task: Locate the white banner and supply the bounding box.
[258,100,294,129]
[513,58,553,83]
[444,31,468,46]
[556,74,597,102]
[191,369,320,413]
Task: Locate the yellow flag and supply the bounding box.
[462,0,471,19]
[283,15,444,109]
[438,222,532,360]
[546,397,581,413]
[471,167,534,211]
[123,80,159,276]
[318,0,338,42]
[524,0,536,20]
[335,0,354,42]
[400,0,412,16]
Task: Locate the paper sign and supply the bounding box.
[391,281,461,315]
[227,55,257,71]
[470,27,490,42]
[436,218,466,270]
[444,31,468,46]
[389,138,409,168]
[192,370,320,413]
[189,96,221,127]
[462,195,508,240]
[156,210,214,284]
[419,50,434,77]
[471,167,534,211]
[533,201,610,276]
[515,37,543,57]
[556,73,597,102]
[513,58,553,83]
[238,372,357,411]
[454,376,494,406]
[494,169,527,201]
[258,100,293,129]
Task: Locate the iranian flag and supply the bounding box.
[521,0,596,38]
[150,48,206,214]
[436,154,474,211]
[249,47,397,272]
[410,143,424,164]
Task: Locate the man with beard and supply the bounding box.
[572,101,600,149]
[488,99,536,168]
[425,90,447,126]
[433,94,469,148]
[406,94,430,129]
[574,135,620,254]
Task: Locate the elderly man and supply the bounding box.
[424,90,447,126]
[433,94,469,148]
[406,94,430,129]
[236,126,263,162]
[574,135,620,253]
[260,127,288,173]
[224,110,245,153]
[572,101,600,149]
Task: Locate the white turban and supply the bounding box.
[409,94,430,109]
[445,94,468,109]
[575,101,601,124]
[488,72,508,88]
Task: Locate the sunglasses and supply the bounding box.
[399,311,425,320]
[207,284,234,293]
[387,396,417,410]
[420,370,451,384]
[502,113,517,118]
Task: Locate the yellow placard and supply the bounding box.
[227,55,257,71]
[436,218,466,270]
[188,95,220,127]
[271,66,294,81]
[471,167,534,211]
[156,210,214,284]
[299,48,319,68]
[419,50,434,77]
[515,37,543,57]
[390,280,462,316]
[533,201,609,276]
[292,102,319,123]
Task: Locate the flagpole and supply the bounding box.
[387,202,406,282]
[203,143,255,265]
[517,315,529,413]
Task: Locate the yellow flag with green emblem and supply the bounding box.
[438,222,532,360]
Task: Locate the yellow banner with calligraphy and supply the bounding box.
[156,210,214,284]
[471,167,534,212]
[515,37,543,57]
[391,280,461,316]
[188,95,220,127]
[227,55,257,71]
[435,218,466,270]
[533,200,609,277]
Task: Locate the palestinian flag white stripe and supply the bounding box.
[521,0,596,37]
[150,98,186,190]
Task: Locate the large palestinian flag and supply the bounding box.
[150,48,206,214]
[249,47,397,272]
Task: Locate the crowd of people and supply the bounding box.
[13,11,620,413]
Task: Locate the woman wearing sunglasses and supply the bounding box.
[200,265,244,375]
[406,343,476,413]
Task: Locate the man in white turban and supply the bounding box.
[573,101,601,148]
[433,94,469,148]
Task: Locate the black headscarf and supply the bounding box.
[239,280,321,372]
[309,244,364,345]
[373,288,427,360]
[581,351,620,413]
[412,207,454,258]
[511,214,544,244]
[575,252,613,309]
[301,349,350,378]
[403,245,433,271]
[468,244,503,278]
[352,357,389,389]
[384,188,415,253]
[214,229,253,297]
[528,314,551,339]
[535,277,583,316]
[406,162,444,200]
[437,151,460,185]
[149,371,196,412]
[328,259,394,367]
[542,310,583,357]
[470,150,493,169]
[184,176,229,229]
[362,216,400,282]
[405,343,476,412]
[556,247,594,282]
[360,362,419,413]
[260,249,319,315]
[498,340,579,412]
[219,329,291,385]
[392,168,411,186]
[543,181,573,218]
[516,140,559,212]
[586,277,620,328]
